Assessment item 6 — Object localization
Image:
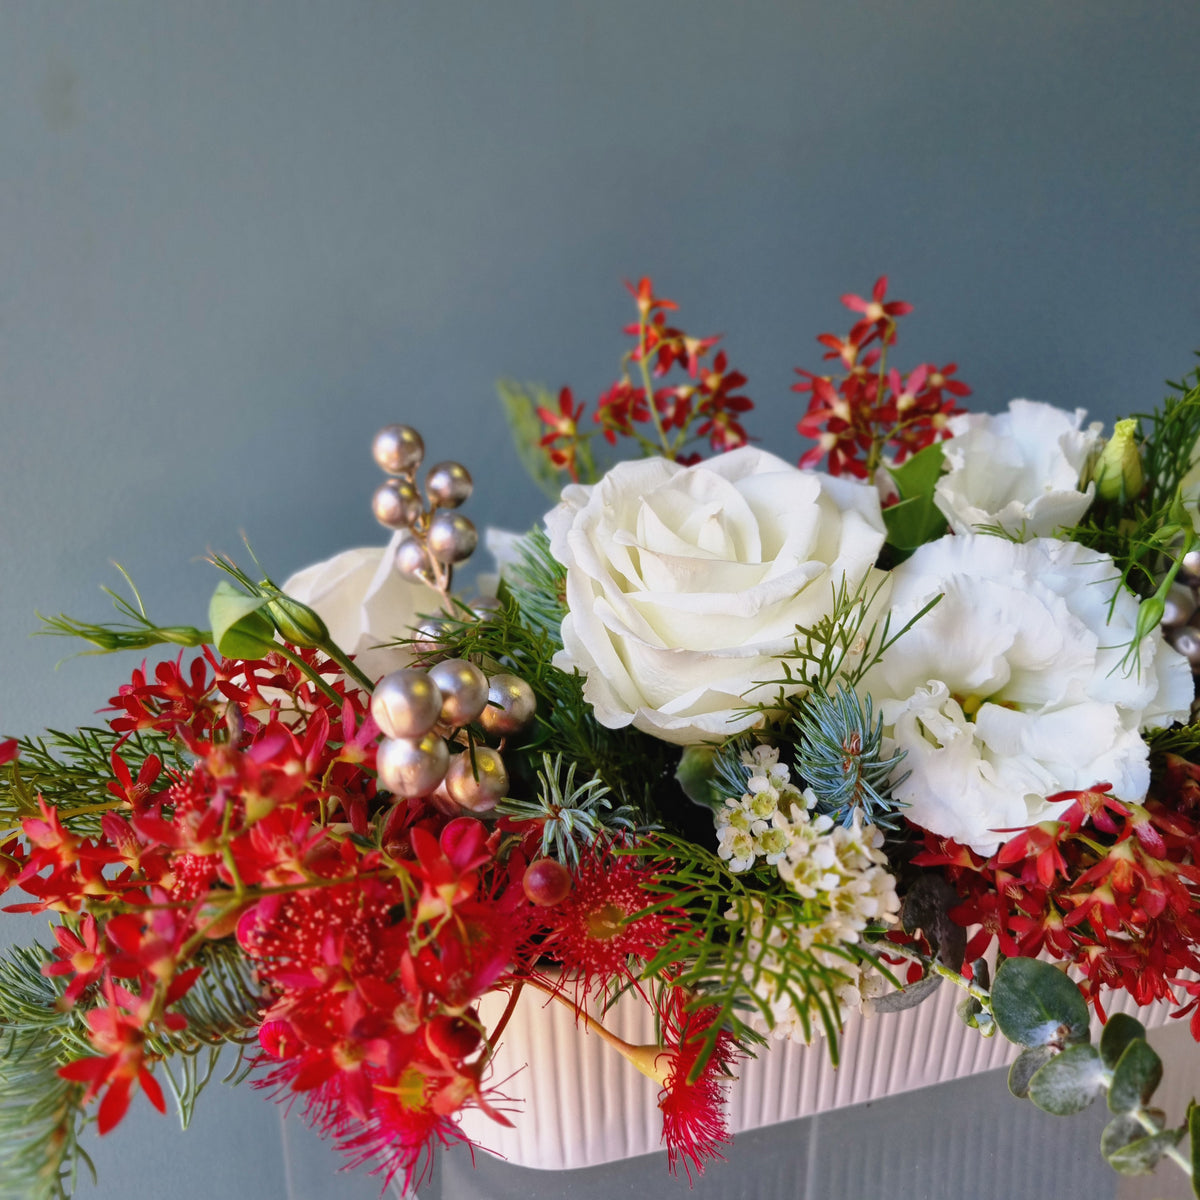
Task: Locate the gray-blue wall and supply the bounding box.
[1,3,1197,1197]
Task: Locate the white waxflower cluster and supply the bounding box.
[714,745,810,872]
[717,746,901,1042]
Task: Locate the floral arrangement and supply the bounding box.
[4,277,1200,1198]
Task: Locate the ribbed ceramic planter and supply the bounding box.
[456,976,1180,1170]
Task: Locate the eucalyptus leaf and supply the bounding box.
[1099,1011,1147,1069]
[1028,1044,1105,1116]
[1008,1045,1055,1099]
[1188,1098,1200,1196]
[1101,1114,1144,1161]
[1105,1129,1184,1176]
[991,957,1090,1047]
[871,972,941,1014]
[208,582,276,659]
[1108,1037,1163,1114]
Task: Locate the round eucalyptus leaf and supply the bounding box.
[1108,1037,1163,1114]
[1099,1011,1146,1069]
[991,957,1090,1047]
[1105,1129,1184,1176]
[1028,1044,1104,1115]
[1008,1045,1055,1099]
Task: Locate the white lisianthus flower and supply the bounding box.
[861,534,1193,855]
[282,532,442,684]
[933,399,1103,539]
[545,447,888,745]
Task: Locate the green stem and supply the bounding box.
[637,314,673,458]
[316,640,375,693]
[272,644,343,705]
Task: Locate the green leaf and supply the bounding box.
[675,745,725,811]
[1028,1044,1105,1115]
[1103,1124,1184,1176]
[1008,1045,1056,1099]
[1099,1011,1146,1069]
[991,957,1090,1047]
[871,973,941,1014]
[886,441,946,500]
[1108,1037,1163,1114]
[207,582,276,659]
[881,494,948,552]
[497,379,573,499]
[1189,1098,1200,1196]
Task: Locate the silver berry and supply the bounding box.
[479,673,537,737]
[371,669,444,739]
[444,747,510,813]
[372,424,425,476]
[371,479,424,530]
[426,461,474,509]
[376,732,450,798]
[428,657,489,727]
[426,512,478,565]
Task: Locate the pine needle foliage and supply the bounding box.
[636,836,885,1078]
[494,752,640,866]
[0,936,263,1200]
[0,726,182,837]
[500,527,568,648]
[794,683,909,831]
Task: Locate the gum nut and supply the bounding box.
[373,424,425,475]
[428,658,489,726]
[371,669,444,739]
[394,533,434,583]
[376,733,450,799]
[479,673,537,736]
[371,479,423,530]
[444,748,509,813]
[426,461,474,509]
[427,511,478,565]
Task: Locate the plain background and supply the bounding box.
[1,3,1198,1198]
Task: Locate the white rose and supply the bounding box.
[545,447,888,745]
[933,399,1102,539]
[861,534,1192,855]
[282,532,442,684]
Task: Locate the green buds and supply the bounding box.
[1093,419,1144,503]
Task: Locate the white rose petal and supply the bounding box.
[862,534,1192,854]
[545,447,888,745]
[282,532,443,684]
[934,399,1102,539]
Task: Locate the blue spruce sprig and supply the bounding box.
[793,682,909,831]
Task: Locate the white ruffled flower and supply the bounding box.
[545,447,887,745]
[933,400,1102,539]
[282,533,442,684]
[861,534,1193,855]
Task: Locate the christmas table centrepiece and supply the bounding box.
[4,278,1200,1198]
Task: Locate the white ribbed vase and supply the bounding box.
[456,977,1180,1170]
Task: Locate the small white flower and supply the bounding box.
[934,400,1103,539]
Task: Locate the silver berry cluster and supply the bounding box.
[370,423,477,595]
[370,662,536,813]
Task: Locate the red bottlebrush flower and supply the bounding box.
[0,738,19,766]
[654,987,740,1183]
[544,843,690,997]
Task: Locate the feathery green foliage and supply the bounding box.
[0,936,263,1200]
[794,683,909,831]
[637,835,888,1077]
[1,726,182,837]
